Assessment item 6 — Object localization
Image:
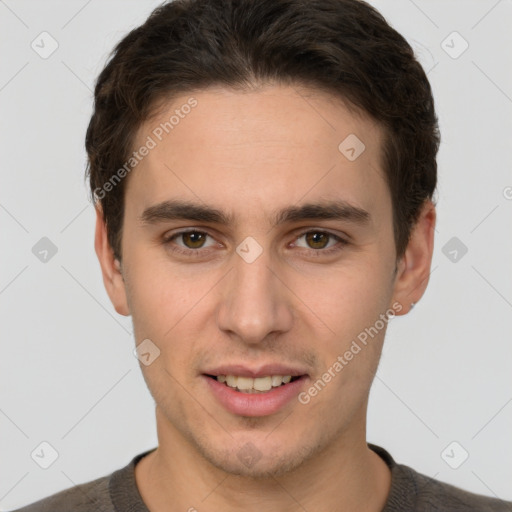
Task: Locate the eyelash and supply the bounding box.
[162,228,349,258]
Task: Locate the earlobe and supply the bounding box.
[94,205,131,316]
[391,201,436,315]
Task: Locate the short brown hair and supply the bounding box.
[86,0,439,261]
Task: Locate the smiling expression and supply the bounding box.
[97,84,426,477]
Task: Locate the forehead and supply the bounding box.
[125,85,389,227]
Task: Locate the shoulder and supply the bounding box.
[7,449,155,512]
[7,474,112,512]
[369,444,512,512]
[391,463,512,511]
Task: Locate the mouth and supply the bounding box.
[204,374,303,393]
[202,373,309,417]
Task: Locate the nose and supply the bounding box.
[216,249,294,345]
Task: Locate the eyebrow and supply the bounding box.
[139,199,371,227]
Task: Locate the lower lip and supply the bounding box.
[203,375,308,417]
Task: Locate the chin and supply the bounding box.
[196,436,321,480]
[208,453,302,479]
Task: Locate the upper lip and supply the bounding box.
[203,364,309,378]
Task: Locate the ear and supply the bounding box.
[94,204,130,316]
[391,200,436,315]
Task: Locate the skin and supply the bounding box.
[95,85,435,512]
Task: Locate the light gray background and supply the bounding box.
[1,0,511,509]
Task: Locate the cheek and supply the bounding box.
[297,259,393,340]
[294,256,394,399]
[129,276,196,341]
[125,254,222,359]
[296,266,392,412]
[124,240,186,324]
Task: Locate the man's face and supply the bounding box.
[114,85,401,477]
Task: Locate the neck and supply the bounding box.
[135,408,391,512]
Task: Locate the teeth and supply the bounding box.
[271,375,283,386]
[254,377,272,391]
[236,376,253,391]
[215,374,295,391]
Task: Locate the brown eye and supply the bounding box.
[293,230,348,255]
[305,232,330,249]
[163,230,216,254]
[181,231,207,249]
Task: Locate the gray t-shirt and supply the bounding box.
[9,444,512,511]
